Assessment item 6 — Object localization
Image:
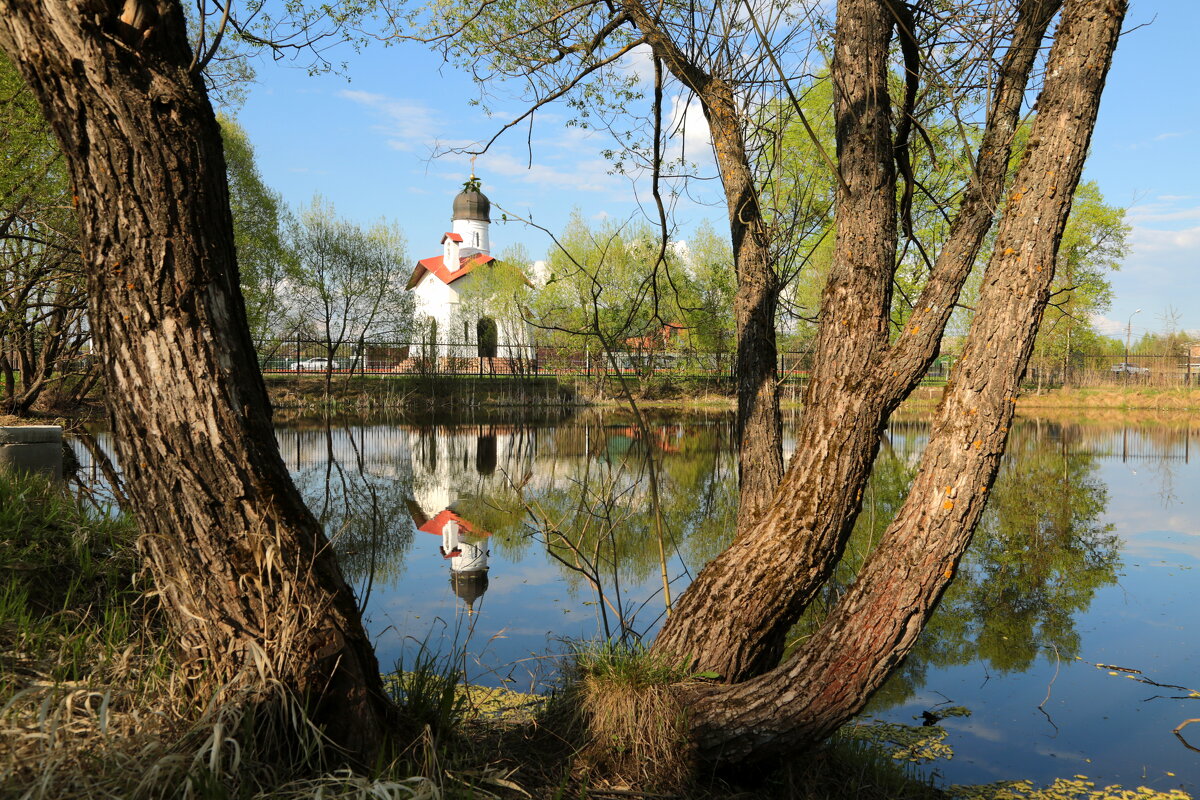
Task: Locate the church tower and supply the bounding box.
[451,174,491,256]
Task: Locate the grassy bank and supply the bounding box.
[1018,386,1200,411]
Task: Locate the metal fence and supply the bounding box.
[1022,352,1200,388]
[255,338,1200,387]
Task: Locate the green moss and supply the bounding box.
[951,778,1191,800]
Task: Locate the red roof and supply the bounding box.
[406,252,496,290]
[414,508,493,539]
[441,232,463,243]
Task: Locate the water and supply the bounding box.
[72,411,1200,791]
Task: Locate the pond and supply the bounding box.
[74,410,1200,792]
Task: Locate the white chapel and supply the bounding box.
[404,176,534,365]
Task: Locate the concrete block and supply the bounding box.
[0,425,64,480]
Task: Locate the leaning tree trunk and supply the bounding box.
[0,0,393,763]
[651,0,1065,682]
[680,0,1126,764]
[627,0,785,525]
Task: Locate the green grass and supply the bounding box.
[568,639,693,688]
[386,641,470,743]
[0,470,148,697]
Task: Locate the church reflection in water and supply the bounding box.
[406,504,491,616]
[405,429,507,617]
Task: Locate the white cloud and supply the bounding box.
[617,42,655,85]
[1089,313,1124,337]
[666,93,714,169]
[1103,211,1200,333]
[339,90,443,152]
[1129,224,1200,253]
[1127,200,1200,225]
[486,152,613,192]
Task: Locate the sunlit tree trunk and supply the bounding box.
[0,0,393,763]
[626,0,785,525]
[651,0,1076,683]
[675,0,1127,761]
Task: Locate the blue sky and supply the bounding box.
[232,0,1199,339]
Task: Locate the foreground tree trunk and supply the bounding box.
[652,0,1070,682]
[676,0,1126,762]
[0,0,393,763]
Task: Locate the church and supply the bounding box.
[403,176,536,372]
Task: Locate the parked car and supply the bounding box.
[1110,362,1150,375]
[296,357,349,371]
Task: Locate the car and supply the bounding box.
[295,357,348,371]
[1110,362,1150,375]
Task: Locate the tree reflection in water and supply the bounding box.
[282,414,1122,706]
[851,421,1121,711]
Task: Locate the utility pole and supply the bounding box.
[1124,308,1141,377]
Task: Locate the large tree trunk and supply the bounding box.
[652,0,1066,682]
[626,0,784,525]
[681,0,1126,763]
[0,0,393,763]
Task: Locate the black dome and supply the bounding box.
[450,569,489,606]
[453,188,491,223]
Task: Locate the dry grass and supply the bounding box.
[0,656,445,800]
[546,642,697,793]
[575,678,694,791]
[0,470,442,800]
[1017,386,1200,411]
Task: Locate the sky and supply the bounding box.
[231,0,1200,341]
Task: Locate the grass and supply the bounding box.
[1018,385,1200,411]
[543,641,698,793]
[0,470,441,800]
[387,640,470,744]
[0,469,148,696]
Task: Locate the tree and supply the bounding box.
[1032,180,1129,380]
[0,51,96,413]
[451,242,536,364]
[0,0,393,764]
[410,0,824,522]
[290,196,414,387]
[411,0,1126,765]
[533,213,683,354]
[650,0,1127,762]
[0,0,1128,777]
[676,220,737,355]
[220,114,296,353]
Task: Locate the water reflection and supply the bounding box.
[274,415,1135,680]
[867,422,1122,709]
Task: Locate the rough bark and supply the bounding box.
[652,0,1064,682]
[0,0,393,763]
[624,0,784,525]
[681,0,1126,763]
